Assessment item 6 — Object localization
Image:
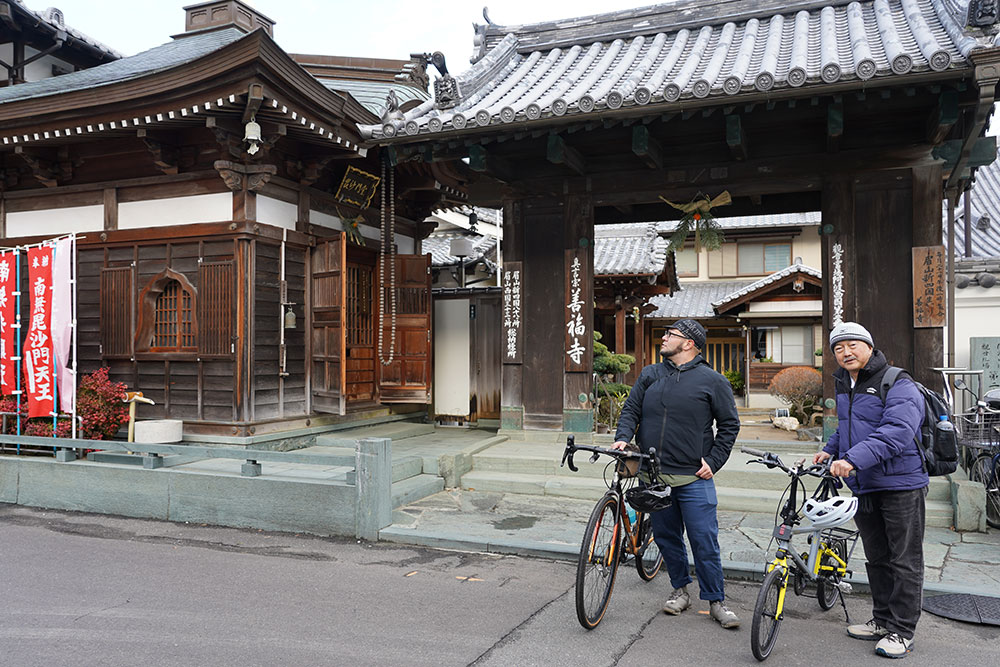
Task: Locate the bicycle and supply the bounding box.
[560,435,668,629]
[741,446,859,662]
[954,379,1000,528]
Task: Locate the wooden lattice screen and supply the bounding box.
[198,261,234,356]
[100,266,133,358]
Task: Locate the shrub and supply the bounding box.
[723,369,745,394]
[593,331,635,377]
[768,366,823,423]
[0,367,129,440]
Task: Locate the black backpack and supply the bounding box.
[878,367,958,476]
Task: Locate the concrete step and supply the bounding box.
[315,422,435,447]
[391,474,444,509]
[346,455,423,485]
[458,470,954,527]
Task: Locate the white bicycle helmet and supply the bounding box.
[802,496,858,528]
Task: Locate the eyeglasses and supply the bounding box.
[663,331,691,342]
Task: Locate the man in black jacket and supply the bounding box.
[614,319,741,628]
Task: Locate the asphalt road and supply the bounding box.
[1,503,998,667]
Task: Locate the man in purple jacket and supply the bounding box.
[814,322,927,659]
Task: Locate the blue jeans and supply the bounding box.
[649,477,725,601]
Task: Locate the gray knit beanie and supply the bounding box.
[829,322,874,350]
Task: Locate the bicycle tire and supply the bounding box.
[751,567,785,661]
[970,455,1000,529]
[575,494,622,629]
[635,514,663,581]
[816,540,847,610]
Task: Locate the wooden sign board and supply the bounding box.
[912,245,946,328]
[502,261,523,364]
[565,249,592,371]
[335,165,380,209]
[971,337,1000,390]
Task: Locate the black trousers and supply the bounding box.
[854,487,927,640]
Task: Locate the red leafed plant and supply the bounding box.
[768,366,823,424]
[0,367,129,439]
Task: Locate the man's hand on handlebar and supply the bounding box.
[612,440,628,451]
[829,459,855,478]
[813,451,831,465]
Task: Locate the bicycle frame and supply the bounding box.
[765,525,854,619]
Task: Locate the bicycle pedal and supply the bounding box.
[836,581,853,594]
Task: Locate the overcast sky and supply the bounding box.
[47,0,656,66]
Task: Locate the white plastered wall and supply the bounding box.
[955,287,1000,375]
[6,205,103,237]
[433,298,470,416]
[118,193,232,229]
[257,196,297,231]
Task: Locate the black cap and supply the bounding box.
[669,319,706,350]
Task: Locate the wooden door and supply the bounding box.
[704,338,746,377]
[345,259,376,402]
[310,234,346,414]
[471,293,501,421]
[377,254,432,403]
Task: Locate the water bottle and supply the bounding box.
[626,502,637,525]
[935,415,955,450]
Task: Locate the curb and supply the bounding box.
[376,528,987,597]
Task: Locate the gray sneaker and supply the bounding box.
[847,618,889,641]
[662,587,690,615]
[709,600,740,628]
[875,632,914,658]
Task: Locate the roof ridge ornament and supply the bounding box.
[969,0,999,29]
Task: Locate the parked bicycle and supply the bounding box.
[560,435,668,629]
[954,379,1000,528]
[741,446,859,662]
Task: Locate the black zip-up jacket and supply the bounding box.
[614,355,740,475]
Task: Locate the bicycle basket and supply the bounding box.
[625,483,673,513]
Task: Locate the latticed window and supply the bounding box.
[151,280,195,351]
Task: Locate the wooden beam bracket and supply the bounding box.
[547,134,586,175]
[632,125,664,170]
[726,114,748,161]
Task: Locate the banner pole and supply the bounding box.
[15,248,21,449]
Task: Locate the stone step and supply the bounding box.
[346,455,423,485]
[315,422,435,447]
[391,474,444,509]
[459,470,955,527]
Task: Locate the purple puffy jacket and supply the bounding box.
[822,350,928,495]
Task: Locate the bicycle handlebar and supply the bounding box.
[560,435,660,476]
[740,446,855,479]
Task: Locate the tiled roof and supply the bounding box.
[711,262,822,309]
[423,231,498,267]
[362,0,991,140]
[594,222,669,276]
[949,150,1000,259]
[0,28,247,105]
[647,280,754,318]
[13,1,121,60]
[320,79,429,117]
[656,211,821,233]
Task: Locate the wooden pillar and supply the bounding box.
[615,303,626,355]
[563,194,594,433]
[103,188,118,230]
[821,175,855,438]
[297,187,310,233]
[500,199,524,430]
[912,164,945,390]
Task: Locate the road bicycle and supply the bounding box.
[741,446,859,662]
[560,435,667,629]
[954,379,1000,528]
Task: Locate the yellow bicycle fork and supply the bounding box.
[766,558,790,619]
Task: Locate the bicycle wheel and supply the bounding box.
[635,514,663,581]
[816,540,847,610]
[575,494,622,629]
[751,567,786,661]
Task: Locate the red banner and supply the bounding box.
[25,246,54,418]
[0,251,15,394]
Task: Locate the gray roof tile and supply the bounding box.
[594,222,669,276]
[362,0,989,140]
[0,29,248,105]
[647,279,754,319]
[423,231,498,267]
[711,262,822,309]
[14,1,121,60]
[950,149,1000,260]
[656,211,821,233]
[321,79,429,117]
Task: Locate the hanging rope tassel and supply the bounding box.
[377,159,397,366]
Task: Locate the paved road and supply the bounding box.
[1,504,998,667]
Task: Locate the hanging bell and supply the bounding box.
[244,116,262,155]
[283,306,296,330]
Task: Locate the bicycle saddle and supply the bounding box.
[802,496,858,528]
